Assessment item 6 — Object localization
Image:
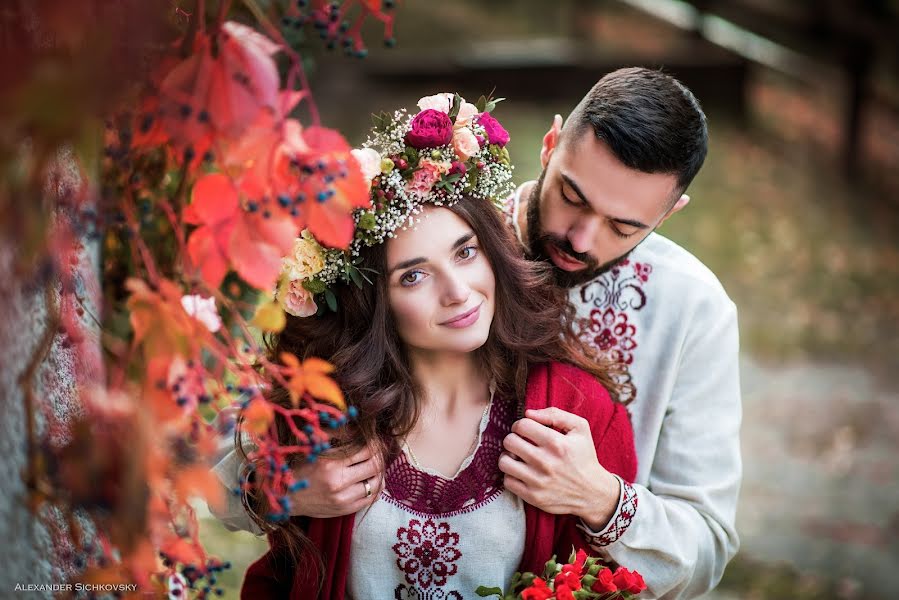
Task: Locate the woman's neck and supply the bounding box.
[408,350,490,418]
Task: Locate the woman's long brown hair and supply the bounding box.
[238,194,632,565]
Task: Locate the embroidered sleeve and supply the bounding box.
[575,474,638,548]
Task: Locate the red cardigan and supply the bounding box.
[242,362,637,599]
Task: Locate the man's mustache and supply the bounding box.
[536,234,598,268]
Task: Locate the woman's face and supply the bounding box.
[385,206,496,357]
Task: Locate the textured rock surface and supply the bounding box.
[0,149,100,595]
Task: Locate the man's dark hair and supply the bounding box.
[567,67,708,196]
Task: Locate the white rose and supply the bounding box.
[180,294,222,333]
[351,147,382,183]
[417,92,454,113]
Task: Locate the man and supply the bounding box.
[496,67,741,599]
[211,67,741,599]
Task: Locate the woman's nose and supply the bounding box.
[440,271,471,307]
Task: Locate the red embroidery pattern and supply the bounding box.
[577,259,652,403]
[384,396,514,517]
[394,585,463,600]
[580,307,637,365]
[576,477,638,547]
[393,518,462,589]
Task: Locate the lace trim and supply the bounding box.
[384,394,515,517]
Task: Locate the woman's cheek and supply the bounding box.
[389,291,429,344]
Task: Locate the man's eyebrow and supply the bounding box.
[610,217,649,230]
[387,232,476,275]
[562,172,649,229]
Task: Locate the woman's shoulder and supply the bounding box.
[525,361,615,416]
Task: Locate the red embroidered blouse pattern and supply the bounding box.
[577,259,652,403]
[384,396,515,517]
[393,518,462,590]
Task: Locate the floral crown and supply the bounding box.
[276,92,514,317]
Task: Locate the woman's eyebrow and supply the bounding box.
[387,232,476,275]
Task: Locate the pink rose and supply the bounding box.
[452,127,480,161]
[180,294,222,332]
[405,109,453,149]
[405,159,443,197]
[476,112,510,146]
[454,101,478,128]
[280,279,318,317]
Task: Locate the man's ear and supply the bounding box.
[540,114,563,168]
[659,193,690,227]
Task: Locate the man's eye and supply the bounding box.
[561,192,582,207]
[611,226,636,239]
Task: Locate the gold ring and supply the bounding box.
[363,478,372,498]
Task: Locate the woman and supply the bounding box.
[240,95,637,599]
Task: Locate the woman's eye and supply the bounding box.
[400,271,424,286]
[458,245,478,260]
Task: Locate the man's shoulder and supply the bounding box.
[631,233,726,296]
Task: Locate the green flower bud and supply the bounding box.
[302,279,327,294]
[430,149,442,159]
[358,212,376,230]
[380,158,395,173]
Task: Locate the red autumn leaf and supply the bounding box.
[229,208,296,291]
[290,126,371,248]
[185,173,240,288]
[187,172,297,290]
[207,21,281,137]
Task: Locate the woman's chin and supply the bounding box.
[437,327,491,354]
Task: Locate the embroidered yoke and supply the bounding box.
[347,394,525,600]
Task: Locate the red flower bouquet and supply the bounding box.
[477,548,647,599]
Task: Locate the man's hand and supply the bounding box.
[288,445,384,518]
[499,407,619,531]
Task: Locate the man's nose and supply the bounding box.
[567,216,601,255]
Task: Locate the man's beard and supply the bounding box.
[525,170,634,289]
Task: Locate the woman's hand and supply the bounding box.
[289,445,385,518]
[498,407,620,530]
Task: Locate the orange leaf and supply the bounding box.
[280,354,344,409]
[243,397,274,435]
[302,357,335,374]
[306,373,345,410]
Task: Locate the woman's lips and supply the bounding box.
[440,303,482,328]
[545,242,586,271]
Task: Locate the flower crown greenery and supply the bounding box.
[276,92,514,317]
